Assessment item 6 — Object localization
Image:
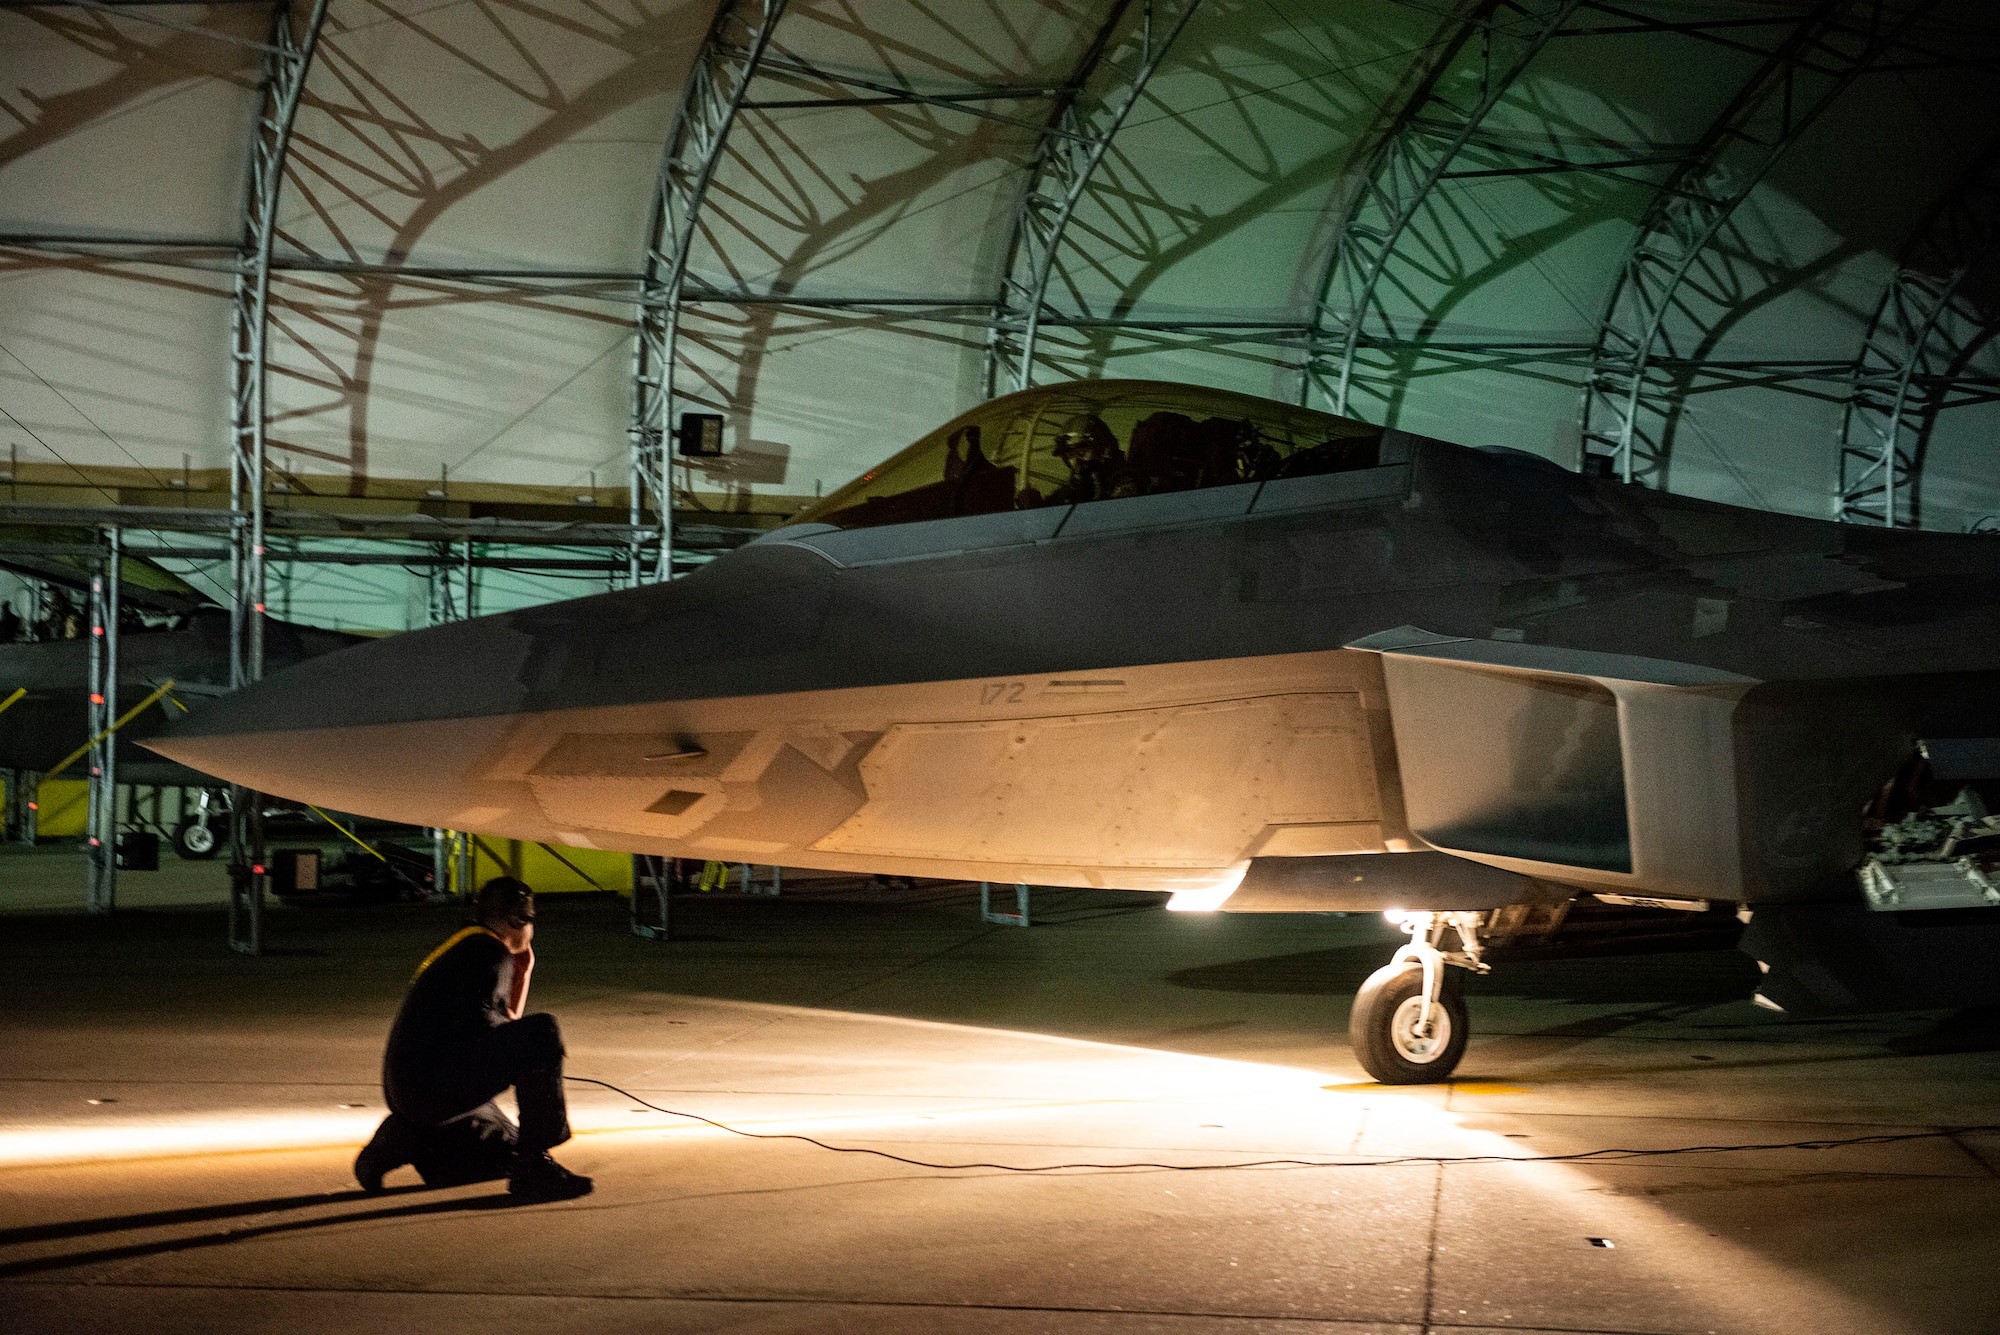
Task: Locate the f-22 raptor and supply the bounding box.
[149,379,2000,1082]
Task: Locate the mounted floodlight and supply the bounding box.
[1165,864,1249,912]
[676,412,725,458]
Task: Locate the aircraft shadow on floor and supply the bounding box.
[1883,1006,2000,1054]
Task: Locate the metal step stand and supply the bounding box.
[980,881,1031,927]
[10,767,37,845]
[631,854,672,940]
[227,789,266,956]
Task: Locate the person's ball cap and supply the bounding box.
[476,876,534,928]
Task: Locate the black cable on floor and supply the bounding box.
[564,1076,2000,1174]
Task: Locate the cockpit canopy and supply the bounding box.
[791,379,1387,532]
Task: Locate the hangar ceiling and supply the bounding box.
[1,0,1997,631]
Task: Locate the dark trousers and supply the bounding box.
[385,1012,572,1156]
[364,1101,518,1187]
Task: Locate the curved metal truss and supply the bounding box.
[630,0,789,584]
[984,0,1204,398]
[228,0,327,684]
[1837,142,2000,528]
[1580,0,1934,487]
[627,1,1202,571]
[1302,0,1583,417]
[1297,0,1838,422]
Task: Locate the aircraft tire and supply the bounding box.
[1349,963,1467,1085]
[173,817,220,860]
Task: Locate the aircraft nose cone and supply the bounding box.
[141,613,542,822]
[140,545,833,829]
[177,614,538,742]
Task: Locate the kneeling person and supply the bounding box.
[355,877,592,1200]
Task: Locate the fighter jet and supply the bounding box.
[146,379,2000,1082]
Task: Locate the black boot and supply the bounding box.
[354,1115,419,1193]
[410,1102,517,1188]
[507,1150,593,1201]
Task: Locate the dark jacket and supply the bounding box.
[378,924,558,1150]
[384,927,521,1072]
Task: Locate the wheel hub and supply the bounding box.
[1388,993,1451,1063]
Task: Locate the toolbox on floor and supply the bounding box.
[271,848,321,896]
[115,830,159,871]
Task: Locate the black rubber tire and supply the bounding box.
[173,816,220,860]
[1348,963,1469,1085]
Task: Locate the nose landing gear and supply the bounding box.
[1349,910,1488,1084]
[173,789,225,860]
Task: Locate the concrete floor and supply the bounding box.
[0,843,237,912]
[1,876,1996,1335]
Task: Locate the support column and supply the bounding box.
[631,0,789,586]
[1838,140,2000,527]
[231,0,327,689]
[228,788,266,956]
[16,769,37,846]
[227,0,327,956]
[462,540,477,620]
[85,568,103,906]
[85,531,119,914]
[432,826,449,900]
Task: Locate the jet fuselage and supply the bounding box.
[148,426,2000,908]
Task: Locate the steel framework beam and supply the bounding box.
[0,500,666,544]
[630,0,788,586]
[737,53,1057,132]
[1837,141,2000,528]
[1581,0,1933,486]
[228,0,326,690]
[984,0,1204,398]
[0,234,239,252]
[9,0,280,49]
[0,542,668,568]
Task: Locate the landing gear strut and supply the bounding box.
[1349,911,1488,1084]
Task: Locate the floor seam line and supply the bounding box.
[1420,1158,1444,1334]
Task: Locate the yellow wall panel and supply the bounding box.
[468,837,632,896]
[33,778,89,838]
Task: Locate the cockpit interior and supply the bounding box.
[793,380,1389,532]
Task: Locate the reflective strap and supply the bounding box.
[412,925,497,982]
